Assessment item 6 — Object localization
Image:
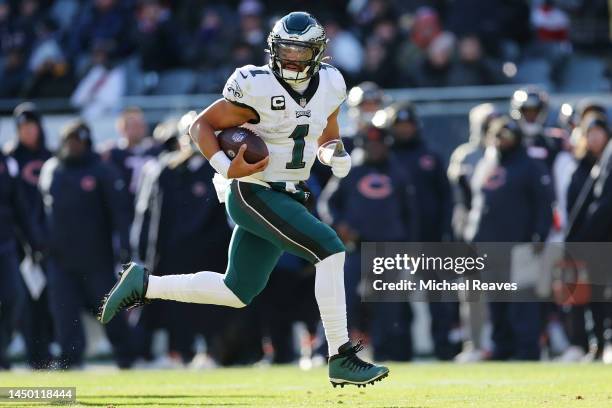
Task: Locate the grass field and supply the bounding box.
[1,363,611,407]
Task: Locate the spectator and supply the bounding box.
[531,1,571,46]
[21,17,73,98]
[189,6,235,71]
[319,124,417,361]
[27,17,64,77]
[238,0,266,55]
[407,31,455,88]
[447,0,531,59]
[559,0,611,51]
[371,17,400,48]
[132,0,183,73]
[68,0,133,74]
[49,0,80,32]
[529,0,572,85]
[71,40,126,120]
[0,43,28,97]
[396,6,442,77]
[0,2,12,57]
[322,18,363,80]
[39,120,137,369]
[466,117,554,360]
[354,38,398,88]
[498,0,533,57]
[351,0,396,32]
[447,34,505,86]
[12,0,44,53]
[199,41,257,93]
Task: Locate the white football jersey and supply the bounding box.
[222,63,346,182]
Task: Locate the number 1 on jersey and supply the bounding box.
[285,124,309,169]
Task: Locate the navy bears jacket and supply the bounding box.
[319,159,418,242]
[38,151,131,270]
[3,106,52,239]
[0,152,42,253]
[466,146,554,242]
[393,139,453,241]
[102,140,161,205]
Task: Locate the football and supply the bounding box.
[217,126,268,164]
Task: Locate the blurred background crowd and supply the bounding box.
[0,0,611,108]
[0,0,611,370]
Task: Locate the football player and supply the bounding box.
[98,11,389,387]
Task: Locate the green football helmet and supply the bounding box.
[267,12,327,83]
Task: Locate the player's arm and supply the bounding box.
[318,107,341,146]
[317,107,351,178]
[189,99,269,178]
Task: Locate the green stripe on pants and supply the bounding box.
[228,181,344,263]
[223,181,345,304]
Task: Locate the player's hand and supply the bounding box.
[330,154,351,178]
[227,144,269,178]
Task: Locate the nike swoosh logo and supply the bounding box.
[239,71,248,79]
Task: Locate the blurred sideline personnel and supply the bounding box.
[100,12,389,387]
[510,86,567,171]
[39,121,137,368]
[448,103,500,242]
[386,101,459,360]
[3,103,54,369]
[132,119,235,365]
[319,123,417,361]
[466,117,554,360]
[347,82,387,137]
[102,106,161,221]
[566,99,608,146]
[511,87,573,358]
[562,117,612,361]
[510,87,572,241]
[0,151,42,370]
[447,103,500,362]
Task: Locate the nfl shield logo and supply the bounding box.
[299,98,307,107]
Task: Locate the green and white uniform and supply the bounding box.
[218,63,347,304]
[98,12,388,387]
[222,63,346,182]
